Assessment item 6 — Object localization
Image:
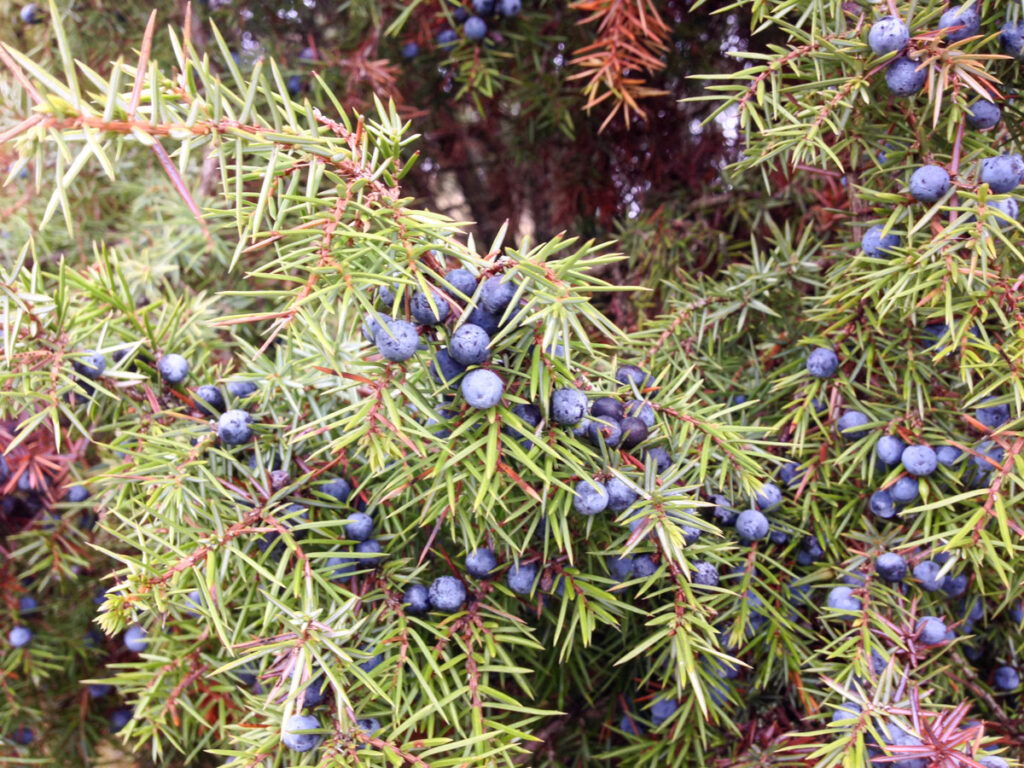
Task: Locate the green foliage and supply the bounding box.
[2,1,1024,767]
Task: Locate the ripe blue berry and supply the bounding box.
[73,350,106,379]
[885,56,927,96]
[615,365,652,388]
[461,368,503,409]
[868,16,909,55]
[506,562,539,594]
[939,4,980,43]
[465,547,498,578]
[588,418,622,448]
[901,444,937,476]
[890,475,919,504]
[466,305,500,335]
[826,586,862,615]
[445,268,478,297]
[861,225,901,258]
[401,41,419,59]
[917,616,947,644]
[124,624,148,652]
[345,512,374,542]
[8,626,32,647]
[805,346,838,378]
[993,666,1020,691]
[65,485,89,503]
[632,553,658,578]
[1000,21,1024,59]
[590,397,625,421]
[20,4,42,24]
[606,477,639,512]
[691,560,719,587]
[356,717,381,737]
[375,320,420,361]
[464,15,487,40]
[301,673,328,707]
[712,495,737,525]
[645,446,671,474]
[480,275,517,313]
[473,0,496,14]
[194,385,225,417]
[429,348,466,386]
[551,388,588,425]
[110,709,132,733]
[574,479,609,515]
[618,417,648,449]
[320,477,351,503]
[498,0,521,16]
[735,509,769,541]
[410,290,450,325]
[967,100,1001,130]
[403,583,429,614]
[650,698,678,726]
[607,555,633,581]
[912,560,944,591]
[428,575,466,612]
[909,165,951,203]
[218,409,253,445]
[157,353,190,384]
[754,482,782,512]
[831,701,861,722]
[620,712,644,736]
[876,434,906,465]
[624,400,655,427]
[354,539,384,566]
[436,28,458,49]
[449,323,491,365]
[837,409,870,440]
[934,445,961,468]
[282,714,322,752]
[875,552,907,582]
[226,380,258,399]
[975,397,1011,429]
[981,155,1024,194]
[88,683,113,698]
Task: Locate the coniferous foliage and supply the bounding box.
[2,1,1024,767]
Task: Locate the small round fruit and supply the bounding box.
[429,348,466,386]
[868,16,909,55]
[506,562,539,594]
[912,560,945,592]
[465,547,498,578]
[464,15,487,40]
[885,56,927,96]
[445,268,478,297]
[916,615,947,644]
[870,489,896,519]
[735,509,769,541]
[157,353,190,384]
[876,435,907,465]
[980,155,1024,194]
[874,552,907,582]
[624,400,655,427]
[909,165,951,203]
[73,350,106,379]
[966,100,1001,130]
[805,346,838,377]
[461,368,503,409]
[403,583,429,614]
[615,365,652,388]
[401,41,419,59]
[573,479,610,515]
[691,560,719,587]
[890,475,920,504]
[837,410,870,440]
[588,418,622,448]
[645,446,671,474]
[498,0,521,16]
[1000,21,1024,59]
[975,397,1011,429]
[590,397,625,421]
[861,225,901,257]
[123,624,148,653]
[436,28,458,48]
[218,409,253,445]
[282,714,322,752]
[375,320,420,361]
[20,4,43,24]
[194,385,225,417]
[826,586,862,615]
[939,4,980,43]
[449,323,491,366]
[480,275,517,313]
[8,626,32,647]
[551,388,588,426]
[936,445,962,467]
[901,444,938,476]
[428,575,466,613]
[606,477,639,512]
[226,380,258,399]
[345,512,374,542]
[754,482,782,512]
[993,666,1020,691]
[618,417,648,449]
[410,290,451,325]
